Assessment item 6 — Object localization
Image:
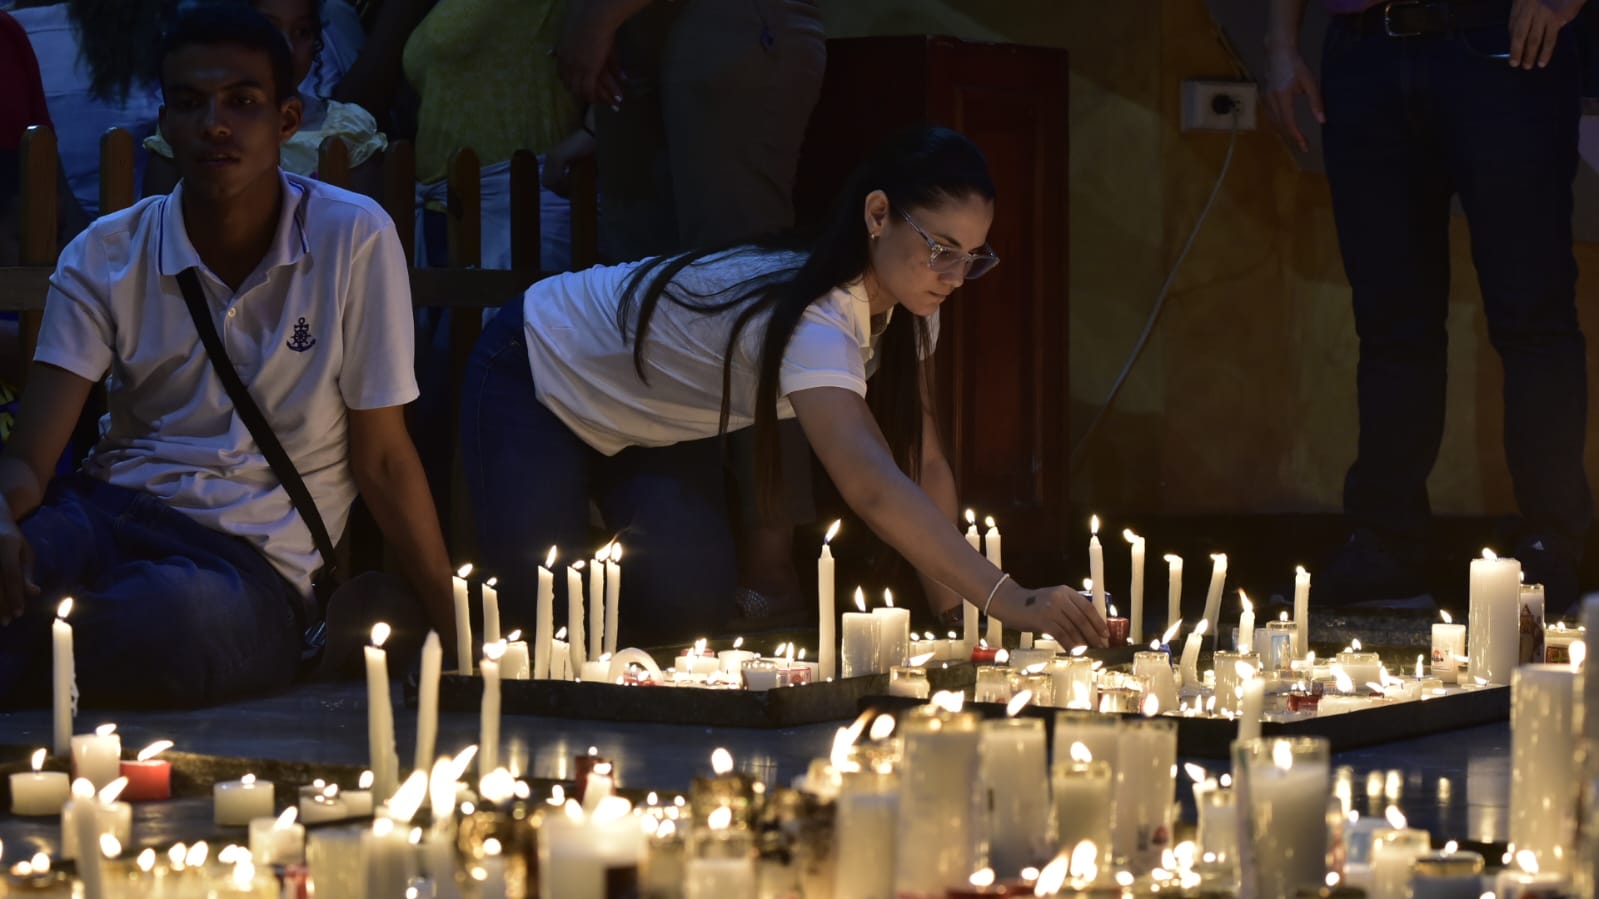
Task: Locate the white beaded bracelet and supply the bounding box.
[982,573,1012,616]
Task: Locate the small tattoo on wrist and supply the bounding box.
[1024,594,1038,607]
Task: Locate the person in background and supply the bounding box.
[142,0,389,199]
[557,0,827,626]
[1264,0,1589,614]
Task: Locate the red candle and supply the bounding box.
[118,759,170,801]
[1106,616,1130,645]
[970,643,1000,664]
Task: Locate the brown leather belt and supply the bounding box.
[1350,0,1511,36]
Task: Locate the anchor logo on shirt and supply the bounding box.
[286,317,317,352]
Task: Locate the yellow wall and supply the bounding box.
[825,0,1599,517]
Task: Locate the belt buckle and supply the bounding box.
[1382,0,1426,37]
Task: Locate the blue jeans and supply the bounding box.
[0,475,303,708]
[1322,15,1591,560]
[460,301,737,645]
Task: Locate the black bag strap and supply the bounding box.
[175,268,341,594]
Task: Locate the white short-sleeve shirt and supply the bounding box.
[35,172,419,595]
[522,249,938,454]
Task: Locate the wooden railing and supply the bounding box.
[0,125,600,569]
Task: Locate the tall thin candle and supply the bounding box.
[415,631,441,772]
[604,543,623,655]
[567,560,587,676]
[1293,566,1310,659]
[588,547,605,660]
[364,624,398,802]
[451,565,473,675]
[52,598,74,757]
[985,516,1004,646]
[535,546,556,680]
[1164,554,1183,635]
[481,642,505,775]
[1125,530,1146,643]
[481,577,501,647]
[1202,553,1227,648]
[819,520,840,682]
[1237,591,1255,655]
[1088,516,1106,618]
[963,510,981,651]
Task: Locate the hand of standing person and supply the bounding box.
[1263,0,1324,153]
[556,0,652,107]
[1509,0,1588,69]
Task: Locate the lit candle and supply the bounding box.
[567,560,587,675]
[215,773,274,826]
[550,626,570,680]
[1052,742,1112,855]
[1179,620,1208,691]
[1237,591,1255,654]
[363,816,417,898]
[1133,651,1179,714]
[298,782,350,824]
[1164,554,1184,635]
[604,543,623,655]
[718,636,758,675]
[70,723,121,791]
[985,517,1003,647]
[964,510,981,651]
[538,797,647,898]
[1105,601,1129,646]
[481,641,505,775]
[342,770,375,818]
[52,598,74,758]
[683,807,756,899]
[535,546,556,680]
[1238,738,1330,899]
[981,717,1049,878]
[888,665,931,699]
[1238,673,1265,744]
[833,766,899,898]
[65,779,109,896]
[452,564,474,675]
[481,576,501,647]
[1431,611,1466,685]
[1125,529,1146,643]
[364,623,398,802]
[1202,553,1227,648]
[819,520,840,682]
[501,628,531,680]
[1088,516,1106,619]
[249,807,306,867]
[873,589,911,671]
[1511,664,1577,875]
[479,838,508,899]
[1112,719,1178,874]
[840,589,881,678]
[415,630,441,772]
[60,776,131,862]
[589,545,606,660]
[894,705,982,896]
[1370,807,1431,899]
[1469,549,1520,685]
[1293,566,1310,659]
[1519,583,1546,665]
[118,739,174,801]
[10,748,70,815]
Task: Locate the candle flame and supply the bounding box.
[545,546,558,569]
[1161,620,1182,643]
[99,834,121,859]
[485,577,497,588]
[881,588,894,608]
[1234,660,1257,681]
[95,723,116,737]
[137,740,173,762]
[484,640,507,662]
[909,651,935,667]
[1184,763,1209,783]
[1482,548,1498,561]
[1109,603,1118,618]
[869,714,896,741]
[1444,840,1459,855]
[1090,515,1100,535]
[137,848,155,873]
[1211,553,1227,565]
[1070,644,1088,656]
[97,777,127,804]
[711,748,733,776]
[573,560,584,571]
[274,807,298,829]
[1415,655,1424,679]
[241,773,256,786]
[706,805,733,831]
[387,770,429,822]
[1573,640,1587,672]
[1083,577,1093,592]
[1123,528,1142,544]
[1351,638,1363,651]
[825,519,841,543]
[1516,849,1540,874]
[853,588,866,613]
[371,623,390,648]
[693,638,708,655]
[56,597,73,619]
[995,649,1011,665]
[483,837,503,858]
[1006,690,1033,717]
[610,544,623,563]
[1036,853,1070,895]
[30,748,45,771]
[1441,609,1453,624]
[970,868,996,888]
[1385,805,1407,830]
[456,563,474,579]
[1142,692,1161,716]
[555,626,568,640]
[984,515,997,530]
[1070,742,1093,763]
[1272,740,1294,771]
[1332,665,1354,694]
[1193,619,1209,637]
[506,629,522,643]
[1239,591,1252,614]
[732,636,744,649]
[1068,841,1099,884]
[931,690,966,714]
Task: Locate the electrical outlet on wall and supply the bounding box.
[1181,80,1259,132]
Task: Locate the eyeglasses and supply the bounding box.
[898,210,1000,280]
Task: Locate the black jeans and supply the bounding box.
[1322,15,1591,560]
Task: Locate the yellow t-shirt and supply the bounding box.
[402,0,578,185]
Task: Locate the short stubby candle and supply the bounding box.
[118,740,174,801]
[215,774,275,827]
[71,726,121,791]
[10,749,70,816]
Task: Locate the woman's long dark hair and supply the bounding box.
[616,125,996,514]
[67,0,171,102]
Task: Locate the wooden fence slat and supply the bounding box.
[19,126,59,387]
[568,155,599,270]
[98,128,135,216]
[382,140,417,264]
[317,136,352,190]
[509,149,540,272]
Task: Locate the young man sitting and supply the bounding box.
[0,5,454,707]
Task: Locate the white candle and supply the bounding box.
[415,631,441,773]
[481,642,505,775]
[1112,719,1177,874]
[1238,676,1265,744]
[985,516,1004,646]
[1165,554,1184,635]
[1238,739,1330,899]
[249,808,306,866]
[481,577,501,647]
[873,590,911,671]
[1089,515,1106,619]
[1179,620,1208,690]
[817,520,841,682]
[683,823,755,899]
[550,632,570,680]
[1511,664,1578,874]
[895,709,982,896]
[981,717,1050,878]
[567,560,588,675]
[501,631,531,680]
[70,725,121,791]
[215,774,274,826]
[363,817,417,899]
[718,637,758,675]
[1052,745,1112,854]
[964,510,982,651]
[52,598,74,758]
[589,548,606,660]
[478,839,509,899]
[1520,583,1546,665]
[452,564,474,675]
[1293,566,1311,659]
[1469,550,1521,685]
[298,785,350,824]
[539,800,647,899]
[580,658,611,683]
[343,771,375,818]
[59,782,132,861]
[11,748,70,815]
[1431,613,1466,684]
[535,546,556,680]
[65,780,108,897]
[1370,819,1430,899]
[1237,591,1255,654]
[604,543,622,655]
[1133,652,1179,714]
[833,767,899,899]
[841,589,880,678]
[364,623,398,802]
[1202,554,1227,647]
[1125,529,1146,643]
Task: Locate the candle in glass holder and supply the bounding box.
[1409,850,1483,899]
[834,766,898,898]
[1258,620,1297,672]
[59,779,132,862]
[1236,737,1330,899]
[117,740,173,801]
[982,717,1049,878]
[1469,550,1520,685]
[1133,651,1179,713]
[872,590,911,671]
[1105,601,1129,645]
[1051,743,1111,854]
[974,666,1013,704]
[71,724,121,791]
[249,808,306,867]
[10,748,70,816]
[1048,656,1096,710]
[840,589,880,678]
[895,706,982,896]
[1544,623,1583,664]
[889,666,930,699]
[1112,718,1177,874]
[684,811,755,899]
[215,774,274,827]
[1334,651,1383,688]
[1511,665,1578,875]
[1431,612,1466,684]
[1370,813,1430,899]
[1519,583,1547,666]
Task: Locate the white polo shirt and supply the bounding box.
[523,249,938,455]
[36,172,419,595]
